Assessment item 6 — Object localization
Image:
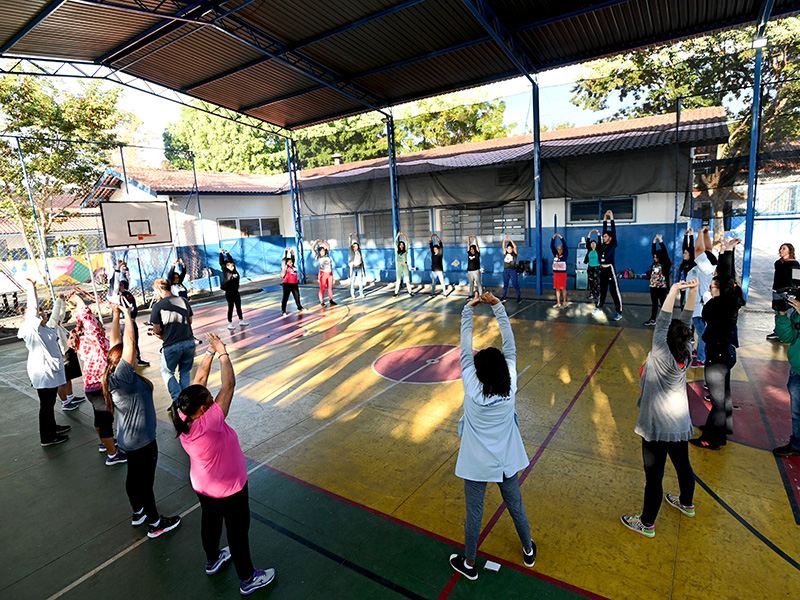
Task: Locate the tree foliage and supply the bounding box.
[570,18,800,234]
[0,76,128,272]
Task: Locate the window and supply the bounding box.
[218,219,238,240]
[568,197,635,223]
[437,201,527,246]
[218,217,281,240]
[261,218,280,236]
[240,219,261,237]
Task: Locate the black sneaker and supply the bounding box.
[643,319,656,327]
[766,332,780,341]
[448,554,478,581]
[41,434,69,447]
[523,540,537,568]
[773,443,800,457]
[147,515,181,538]
[54,424,71,434]
[516,297,522,303]
[132,509,147,526]
[500,297,507,303]
[320,302,326,307]
[329,300,337,306]
[138,359,150,367]
[393,293,398,298]
[689,437,723,451]
[71,396,85,404]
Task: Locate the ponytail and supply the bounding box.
[171,384,212,437]
[170,401,191,436]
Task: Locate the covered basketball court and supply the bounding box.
[2,2,800,599]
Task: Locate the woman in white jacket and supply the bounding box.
[48,294,85,411]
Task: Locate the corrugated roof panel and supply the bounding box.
[0,0,55,49]
[247,87,365,129]
[107,23,205,70]
[9,1,161,61]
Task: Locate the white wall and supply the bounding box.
[536,192,687,230]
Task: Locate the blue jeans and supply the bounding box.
[692,316,706,363]
[431,270,446,294]
[789,370,800,450]
[350,270,364,297]
[464,474,531,560]
[160,339,195,402]
[502,268,520,299]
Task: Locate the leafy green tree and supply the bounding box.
[0,75,127,277]
[541,121,576,132]
[570,18,800,235]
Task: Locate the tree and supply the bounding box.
[0,75,128,277]
[541,121,576,132]
[570,17,800,236]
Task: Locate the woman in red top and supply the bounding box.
[171,333,275,595]
[280,252,304,317]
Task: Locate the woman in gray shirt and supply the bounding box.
[621,278,699,538]
[313,240,337,308]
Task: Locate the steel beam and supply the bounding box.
[385,116,401,241]
[242,85,326,113]
[286,137,306,284]
[532,82,543,296]
[0,0,67,54]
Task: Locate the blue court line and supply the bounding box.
[694,475,800,572]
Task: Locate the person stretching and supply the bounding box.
[349,236,366,299]
[103,304,181,538]
[313,240,337,307]
[430,234,448,297]
[767,243,800,342]
[686,227,716,368]
[584,229,601,301]
[220,249,248,330]
[467,236,482,298]
[168,258,189,300]
[394,233,413,297]
[280,255,304,316]
[551,233,569,308]
[677,229,696,309]
[48,294,85,411]
[110,261,149,367]
[593,210,623,320]
[19,278,70,446]
[621,279,699,538]
[644,234,672,326]
[501,236,521,303]
[449,291,535,580]
[171,333,276,595]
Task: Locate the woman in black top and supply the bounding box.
[767,243,799,341]
[220,249,248,330]
[691,237,746,450]
[467,235,482,297]
[644,234,673,326]
[677,229,696,309]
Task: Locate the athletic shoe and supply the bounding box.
[240,568,275,595]
[227,323,237,330]
[692,350,697,358]
[702,382,708,390]
[138,360,150,367]
[329,301,337,307]
[106,451,128,466]
[408,293,414,298]
[690,359,704,368]
[281,311,286,317]
[193,337,202,345]
[393,294,398,298]
[613,312,623,321]
[448,554,478,581]
[766,332,780,341]
[500,297,506,303]
[621,515,654,537]
[704,394,712,402]
[773,443,800,457]
[206,546,232,575]
[665,494,695,517]
[298,306,305,311]
[132,509,147,526]
[61,400,81,411]
[54,424,71,435]
[523,540,537,568]
[689,437,723,450]
[147,515,181,538]
[41,434,69,447]
[99,439,117,452]
[516,297,522,303]
[643,319,656,326]
[553,303,560,308]
[71,396,85,404]
[239,320,249,326]
[592,308,603,316]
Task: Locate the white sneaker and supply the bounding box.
[592,308,603,316]
[227,323,236,330]
[239,321,249,326]
[281,312,286,317]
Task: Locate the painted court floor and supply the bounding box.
[1,286,799,600]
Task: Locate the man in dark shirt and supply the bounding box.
[593,210,623,321]
[150,277,195,401]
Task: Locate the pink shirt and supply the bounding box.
[179,402,247,498]
[283,265,299,284]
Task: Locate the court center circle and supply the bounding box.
[372,344,466,384]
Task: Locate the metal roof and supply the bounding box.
[2,1,798,131]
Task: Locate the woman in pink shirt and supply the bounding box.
[170,333,275,596]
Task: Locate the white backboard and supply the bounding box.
[100,201,173,248]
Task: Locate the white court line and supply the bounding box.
[0,373,38,400]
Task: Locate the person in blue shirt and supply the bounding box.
[449,291,536,581]
[593,210,623,321]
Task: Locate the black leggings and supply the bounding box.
[37,387,58,443]
[702,359,734,443]
[86,390,114,438]
[649,287,668,320]
[197,484,254,581]
[126,440,159,523]
[598,266,622,313]
[226,289,243,322]
[641,439,695,526]
[281,283,301,312]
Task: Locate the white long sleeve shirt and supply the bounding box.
[18,285,66,389]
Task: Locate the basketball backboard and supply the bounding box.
[99,201,173,248]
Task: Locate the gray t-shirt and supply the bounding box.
[317,255,333,272]
[109,359,157,452]
[150,295,193,348]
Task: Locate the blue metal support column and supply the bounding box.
[672,98,682,286]
[286,137,306,284]
[190,152,213,293]
[742,0,775,299]
[386,115,401,241]
[532,80,543,296]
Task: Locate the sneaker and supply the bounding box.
[61,400,81,411]
[99,439,117,453]
[766,332,780,341]
[132,509,147,526]
[703,382,708,390]
[553,303,561,308]
[523,540,537,568]
[613,312,623,321]
[147,515,181,538]
[592,308,603,316]
[194,337,202,345]
[408,293,414,298]
[621,515,655,537]
[329,300,337,307]
[70,396,85,404]
[281,311,287,317]
[54,424,71,435]
[298,306,305,311]
[643,319,656,327]
[704,394,712,402]
[393,293,398,298]
[690,359,704,368]
[689,437,723,450]
[516,297,522,303]
[500,297,506,303]
[106,450,128,466]
[138,359,151,367]
[692,350,698,358]
[227,323,236,330]
[665,494,695,517]
[206,546,232,575]
[773,443,800,457]
[448,554,478,581]
[41,434,69,447]
[240,568,276,595]
[239,320,249,326]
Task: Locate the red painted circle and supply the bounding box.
[372,344,465,384]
